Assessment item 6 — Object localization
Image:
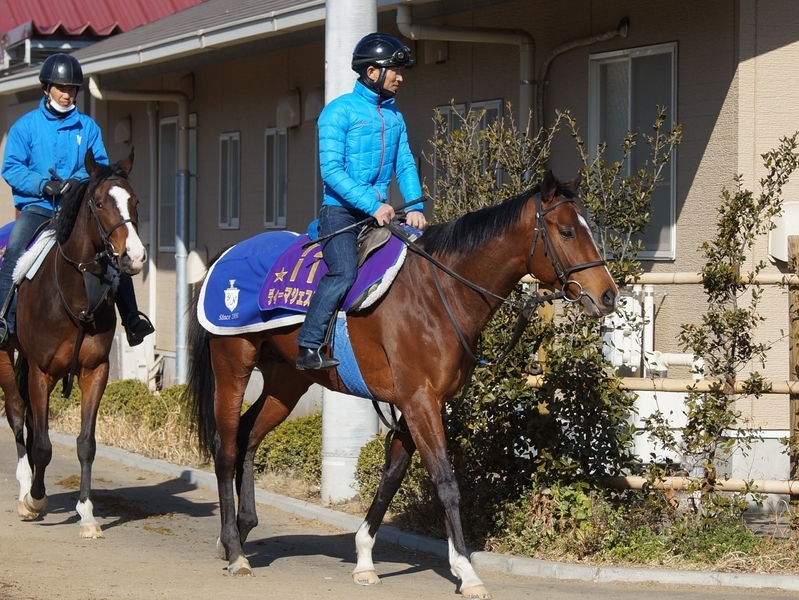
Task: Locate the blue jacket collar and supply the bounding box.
[353,80,395,106]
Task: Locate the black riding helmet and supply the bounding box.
[351,33,413,99]
[39,53,84,91]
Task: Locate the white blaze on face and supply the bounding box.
[108,185,146,268]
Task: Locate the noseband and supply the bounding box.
[527,193,607,303]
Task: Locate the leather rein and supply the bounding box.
[387,193,607,367]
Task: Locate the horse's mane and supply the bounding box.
[54,161,131,243]
[420,180,577,256]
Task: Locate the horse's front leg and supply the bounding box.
[353,425,415,586]
[23,364,53,520]
[0,350,35,519]
[74,362,110,538]
[406,404,490,600]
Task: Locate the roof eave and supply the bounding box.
[0,0,328,95]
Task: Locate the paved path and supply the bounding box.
[0,424,797,600]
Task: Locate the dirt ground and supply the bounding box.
[1,427,798,600]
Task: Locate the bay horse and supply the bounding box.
[183,170,619,597]
[0,148,146,538]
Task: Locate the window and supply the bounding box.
[433,103,466,198]
[589,43,677,260]
[219,132,240,229]
[264,128,287,228]
[471,99,502,186]
[158,113,197,251]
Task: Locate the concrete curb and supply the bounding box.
[17,428,798,593]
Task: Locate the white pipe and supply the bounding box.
[642,284,654,376]
[607,475,799,495]
[396,4,536,135]
[146,101,159,389]
[319,0,379,505]
[89,77,191,384]
[536,17,628,131]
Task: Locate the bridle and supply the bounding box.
[52,174,138,397]
[57,175,137,274]
[528,193,607,302]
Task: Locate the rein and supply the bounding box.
[385,193,606,366]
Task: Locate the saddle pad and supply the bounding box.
[257,232,406,314]
[197,231,302,335]
[197,229,407,335]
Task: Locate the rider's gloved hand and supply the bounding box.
[59,179,80,195]
[42,180,62,196]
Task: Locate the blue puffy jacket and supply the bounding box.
[318,80,422,216]
[1,98,108,212]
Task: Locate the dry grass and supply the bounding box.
[48,404,206,468]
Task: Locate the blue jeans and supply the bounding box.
[0,206,55,331]
[296,204,364,349]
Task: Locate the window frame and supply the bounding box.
[219,131,241,230]
[157,113,197,252]
[264,127,288,229]
[588,42,678,261]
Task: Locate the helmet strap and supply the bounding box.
[359,68,395,100]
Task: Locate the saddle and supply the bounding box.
[356,225,392,266]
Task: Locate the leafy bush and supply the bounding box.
[253,412,322,484]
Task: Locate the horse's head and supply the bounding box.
[85,148,147,275]
[530,170,618,317]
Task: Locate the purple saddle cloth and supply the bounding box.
[197,228,407,335]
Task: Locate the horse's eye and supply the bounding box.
[560,228,575,240]
[95,201,104,209]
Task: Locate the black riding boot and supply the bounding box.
[115,276,154,347]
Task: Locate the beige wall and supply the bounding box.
[4,1,799,430]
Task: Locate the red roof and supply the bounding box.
[0,0,207,39]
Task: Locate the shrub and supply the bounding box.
[253,412,322,484]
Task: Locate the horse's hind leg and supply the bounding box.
[69,363,110,538]
[0,351,35,519]
[22,365,53,520]
[353,425,415,586]
[234,359,311,551]
[210,336,259,576]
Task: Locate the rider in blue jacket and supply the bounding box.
[295,32,427,370]
[0,53,154,348]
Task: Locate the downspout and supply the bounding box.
[146,101,159,389]
[88,77,191,384]
[396,4,536,136]
[536,17,629,131]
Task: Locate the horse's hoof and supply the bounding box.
[216,538,228,560]
[460,585,492,599]
[22,493,48,518]
[79,523,104,539]
[17,500,39,520]
[352,570,381,586]
[227,556,253,577]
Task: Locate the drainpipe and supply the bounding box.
[537,17,629,130]
[146,101,159,389]
[396,4,536,136]
[88,77,191,384]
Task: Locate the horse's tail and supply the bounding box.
[14,354,29,406]
[182,284,217,461]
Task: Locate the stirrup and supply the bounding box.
[124,311,155,347]
[296,347,339,371]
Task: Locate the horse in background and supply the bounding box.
[0,148,146,538]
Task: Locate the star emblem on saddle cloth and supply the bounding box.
[274,268,288,282]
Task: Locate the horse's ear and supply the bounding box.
[567,171,583,194]
[540,169,558,202]
[85,148,99,177]
[120,147,135,175]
